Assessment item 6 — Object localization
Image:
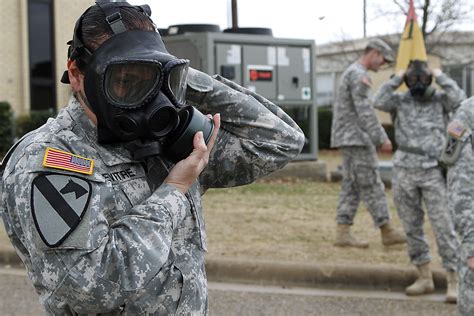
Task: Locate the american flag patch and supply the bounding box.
[42,148,94,175]
[447,122,466,139]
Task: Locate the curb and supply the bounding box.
[0,246,22,266]
[0,247,447,291]
[205,257,448,291]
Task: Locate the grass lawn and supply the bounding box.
[203,150,444,270]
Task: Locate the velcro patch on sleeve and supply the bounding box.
[447,121,467,140]
[43,147,94,175]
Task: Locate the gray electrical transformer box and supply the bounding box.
[163,31,317,160]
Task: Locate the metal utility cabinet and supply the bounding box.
[163,31,317,160]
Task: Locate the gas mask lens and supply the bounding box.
[164,59,189,106]
[405,74,418,87]
[406,74,431,87]
[105,62,162,107]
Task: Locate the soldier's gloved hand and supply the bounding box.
[379,139,393,154]
[468,257,474,271]
[164,114,220,193]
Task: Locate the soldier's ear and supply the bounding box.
[67,60,84,92]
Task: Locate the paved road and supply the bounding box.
[0,267,459,315]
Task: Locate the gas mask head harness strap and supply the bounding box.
[61,1,153,83]
[404,59,435,100]
[61,1,214,162]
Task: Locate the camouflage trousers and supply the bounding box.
[459,245,474,315]
[336,146,390,227]
[392,166,459,270]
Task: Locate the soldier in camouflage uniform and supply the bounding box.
[374,60,465,302]
[444,97,474,314]
[331,38,406,249]
[0,3,304,315]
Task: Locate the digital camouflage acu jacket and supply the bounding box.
[331,62,388,149]
[446,97,474,257]
[374,73,465,168]
[0,68,305,315]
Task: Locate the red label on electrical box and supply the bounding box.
[249,68,273,82]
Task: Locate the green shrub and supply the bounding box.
[0,101,13,157]
[318,106,332,149]
[15,110,54,138]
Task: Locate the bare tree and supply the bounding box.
[373,0,472,40]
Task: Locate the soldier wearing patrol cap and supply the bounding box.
[374,60,465,302]
[331,37,406,249]
[0,2,304,314]
[443,97,474,314]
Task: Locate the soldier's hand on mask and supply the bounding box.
[432,68,442,77]
[468,257,474,271]
[164,114,221,193]
[379,139,392,154]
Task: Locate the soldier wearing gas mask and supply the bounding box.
[0,2,304,315]
[443,96,474,315]
[374,59,465,302]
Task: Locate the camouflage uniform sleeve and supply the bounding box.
[185,68,305,189]
[448,137,474,256]
[436,73,466,113]
[350,72,388,147]
[448,98,474,256]
[455,98,474,130]
[3,143,190,310]
[373,74,403,113]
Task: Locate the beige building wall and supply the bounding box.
[0,0,92,116]
[0,0,29,115]
[54,0,93,110]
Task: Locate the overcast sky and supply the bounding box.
[127,0,474,45]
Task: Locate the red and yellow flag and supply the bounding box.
[395,0,427,73]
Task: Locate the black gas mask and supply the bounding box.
[61,2,213,162]
[404,60,435,99]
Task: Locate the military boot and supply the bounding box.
[380,222,406,246]
[334,224,369,248]
[446,270,458,303]
[406,263,435,295]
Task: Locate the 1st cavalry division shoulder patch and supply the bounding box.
[43,147,94,175]
[31,174,92,247]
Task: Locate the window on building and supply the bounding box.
[28,0,55,111]
[444,64,473,98]
[315,72,341,107]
